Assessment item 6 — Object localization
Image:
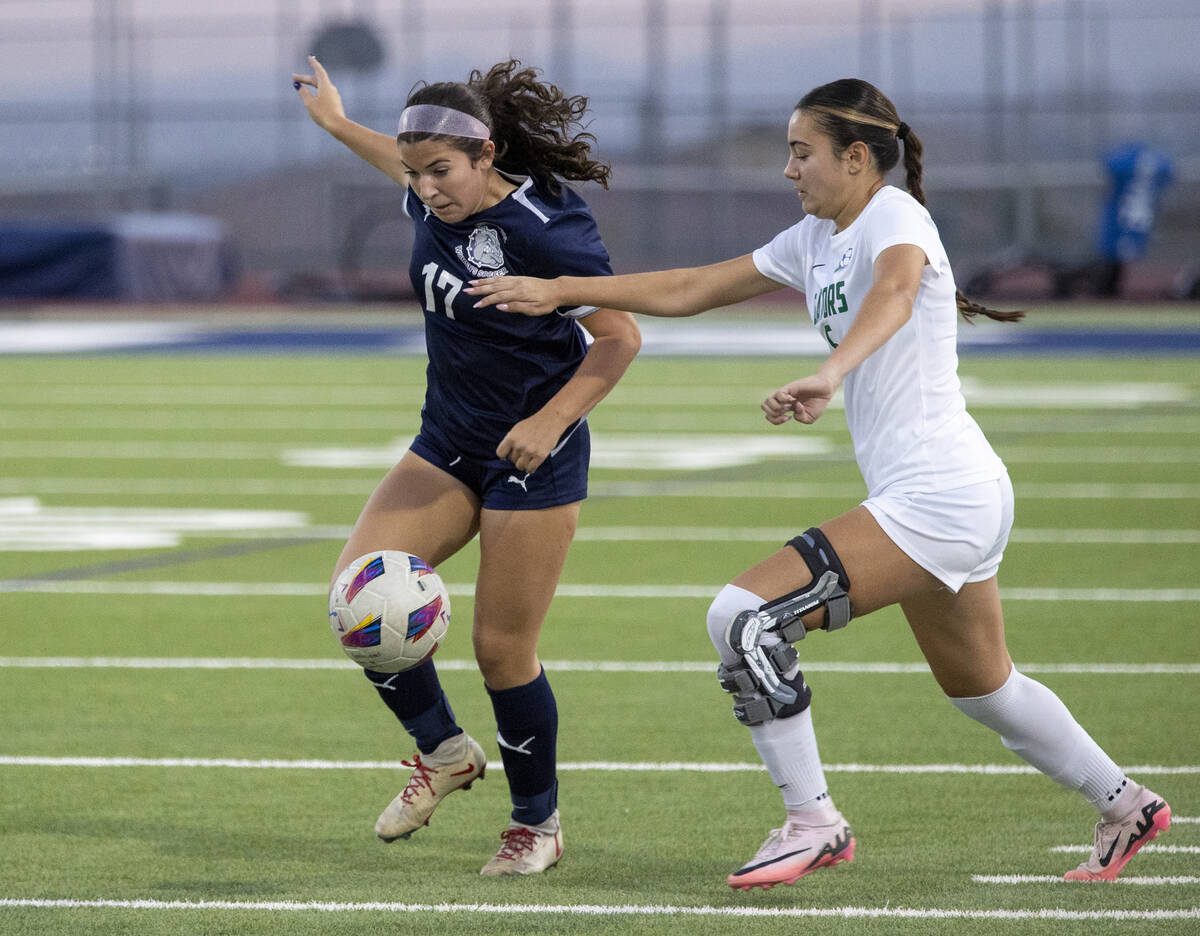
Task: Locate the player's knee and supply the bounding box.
[707,584,765,665]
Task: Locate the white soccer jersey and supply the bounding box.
[752,185,1005,497]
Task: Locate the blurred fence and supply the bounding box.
[2,0,1198,295]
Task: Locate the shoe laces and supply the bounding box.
[494,826,540,861]
[398,754,436,804]
[753,825,790,859]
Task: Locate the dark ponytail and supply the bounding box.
[399,59,610,196]
[798,79,1023,324]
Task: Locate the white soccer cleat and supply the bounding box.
[1064,785,1171,881]
[479,809,563,876]
[375,732,486,842]
[727,813,855,890]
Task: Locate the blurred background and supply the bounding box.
[1,0,1198,305]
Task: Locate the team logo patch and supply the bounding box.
[833,247,854,273]
[344,555,385,604]
[341,613,383,647]
[407,595,445,641]
[456,223,509,278]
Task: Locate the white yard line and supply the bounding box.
[4,412,1200,434]
[1,478,1199,499]
[5,439,1200,465]
[1,756,1195,775]
[2,657,1198,675]
[2,580,1199,601]
[0,897,1196,921]
[1050,845,1200,855]
[974,875,1199,886]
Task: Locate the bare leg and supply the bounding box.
[331,448,481,588]
[733,505,940,620]
[473,502,579,689]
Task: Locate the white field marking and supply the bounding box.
[2,657,1199,676]
[1051,845,1200,855]
[955,379,1193,408]
[1172,816,1200,823]
[570,526,1200,544]
[86,524,1200,546]
[0,756,1195,776]
[0,499,310,551]
[588,481,1200,500]
[0,441,287,461]
[2,478,1200,500]
[973,875,1200,886]
[6,437,1200,467]
[4,410,1199,434]
[0,520,1196,549]
[1,898,1197,922]
[978,414,1200,433]
[13,438,1200,468]
[0,321,203,353]
[997,446,1200,464]
[283,434,834,471]
[3,580,1200,601]
[0,379,1191,409]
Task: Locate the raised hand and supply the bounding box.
[292,55,345,131]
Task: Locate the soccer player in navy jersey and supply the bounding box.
[294,56,640,875]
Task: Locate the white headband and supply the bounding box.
[397,104,491,141]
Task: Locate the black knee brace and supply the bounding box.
[781,527,853,633]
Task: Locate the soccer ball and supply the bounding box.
[328,551,451,673]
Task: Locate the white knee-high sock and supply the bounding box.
[949,667,1135,816]
[707,584,831,812]
[749,706,832,812]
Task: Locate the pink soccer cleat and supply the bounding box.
[1064,785,1171,881]
[727,814,855,890]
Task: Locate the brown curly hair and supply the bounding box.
[399,59,611,197]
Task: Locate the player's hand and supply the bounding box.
[762,373,837,425]
[292,56,345,131]
[496,413,562,474]
[466,276,560,316]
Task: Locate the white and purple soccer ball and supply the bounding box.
[329,551,451,673]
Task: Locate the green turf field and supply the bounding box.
[1,324,1197,934]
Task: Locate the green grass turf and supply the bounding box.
[0,336,1198,934]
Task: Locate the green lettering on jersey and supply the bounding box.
[812,280,848,323]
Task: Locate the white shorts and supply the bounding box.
[862,474,1014,593]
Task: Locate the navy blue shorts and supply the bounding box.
[409,418,589,511]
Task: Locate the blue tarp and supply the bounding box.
[0,214,234,300]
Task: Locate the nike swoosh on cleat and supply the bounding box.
[450,763,476,777]
[735,847,811,875]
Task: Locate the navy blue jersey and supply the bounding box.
[402,173,612,459]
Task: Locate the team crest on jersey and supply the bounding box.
[456,223,509,277]
[833,247,855,273]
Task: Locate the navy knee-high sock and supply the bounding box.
[364,659,460,755]
[487,668,558,825]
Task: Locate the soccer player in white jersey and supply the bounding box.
[294,58,640,875]
[467,78,1171,889]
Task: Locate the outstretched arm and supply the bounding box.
[497,308,642,474]
[293,56,408,185]
[466,254,786,318]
